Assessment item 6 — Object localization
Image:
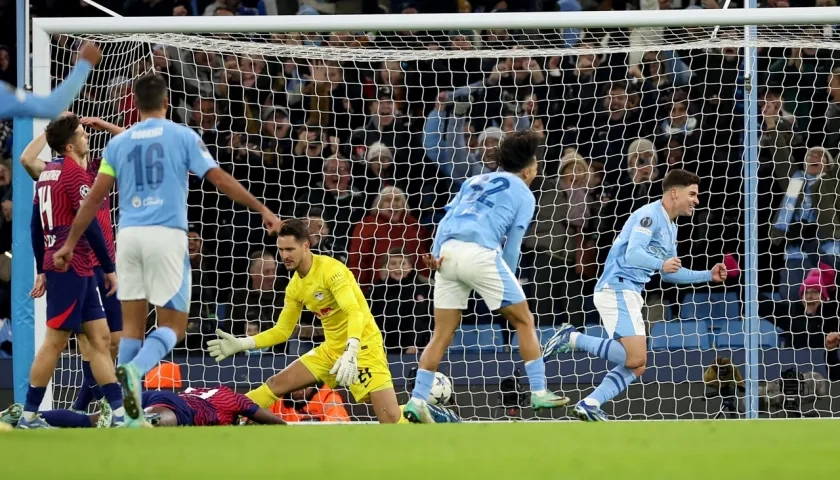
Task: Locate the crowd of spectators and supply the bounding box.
[0,0,840,380]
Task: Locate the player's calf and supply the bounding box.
[23,328,72,422]
[619,335,647,371]
[81,318,126,422]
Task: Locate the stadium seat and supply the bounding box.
[649,320,712,351]
[451,324,502,352]
[714,319,780,349]
[680,291,740,329]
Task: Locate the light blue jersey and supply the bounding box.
[0,61,92,119]
[596,200,712,294]
[432,171,535,271]
[100,118,217,232]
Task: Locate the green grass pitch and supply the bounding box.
[1,420,835,478]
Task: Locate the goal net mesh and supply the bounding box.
[47,20,840,420]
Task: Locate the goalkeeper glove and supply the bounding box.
[329,338,360,387]
[207,329,255,362]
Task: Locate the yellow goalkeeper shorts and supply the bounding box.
[299,341,393,403]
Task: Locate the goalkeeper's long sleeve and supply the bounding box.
[0,60,93,119]
[252,300,301,349]
[330,273,364,340]
[661,268,713,284]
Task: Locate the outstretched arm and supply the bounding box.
[0,42,100,119]
[247,408,287,425]
[661,268,712,284]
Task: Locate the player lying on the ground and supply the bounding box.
[53,73,283,427]
[543,169,726,422]
[207,219,403,423]
[0,43,100,119]
[0,386,285,428]
[21,115,125,429]
[404,131,569,424]
[19,115,125,415]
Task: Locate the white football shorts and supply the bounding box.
[594,287,646,339]
[116,225,191,313]
[433,239,526,311]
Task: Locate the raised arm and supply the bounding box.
[0,44,99,119]
[661,267,712,284]
[19,133,48,180]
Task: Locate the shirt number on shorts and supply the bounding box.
[357,368,372,387]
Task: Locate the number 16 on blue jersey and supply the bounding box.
[99,118,217,232]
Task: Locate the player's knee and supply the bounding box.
[625,354,646,370]
[377,406,402,424]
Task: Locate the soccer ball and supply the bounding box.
[428,372,453,406]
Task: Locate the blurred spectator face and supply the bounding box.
[305,216,328,248]
[606,85,629,117]
[375,188,407,223]
[152,48,169,72]
[0,164,9,187]
[452,35,473,50]
[188,231,203,263]
[173,5,188,15]
[215,6,235,15]
[630,148,656,182]
[561,161,590,189]
[576,50,598,72]
[802,287,822,314]
[805,148,831,176]
[249,254,277,291]
[760,91,783,117]
[385,253,413,281]
[246,321,261,337]
[669,100,689,127]
[277,235,309,272]
[372,99,396,126]
[263,110,291,139]
[1,199,11,222]
[323,157,351,192]
[192,98,216,130]
[368,152,392,177]
[0,48,9,72]
[379,61,403,85]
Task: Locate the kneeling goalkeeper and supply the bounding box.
[208,219,402,423]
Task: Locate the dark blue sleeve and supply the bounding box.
[30,202,44,274]
[84,220,115,274]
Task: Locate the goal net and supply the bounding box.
[43,13,840,420]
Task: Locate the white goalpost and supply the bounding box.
[20,7,840,420]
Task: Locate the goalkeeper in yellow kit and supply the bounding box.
[206,219,402,423]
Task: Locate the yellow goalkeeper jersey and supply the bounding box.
[251,254,382,353]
